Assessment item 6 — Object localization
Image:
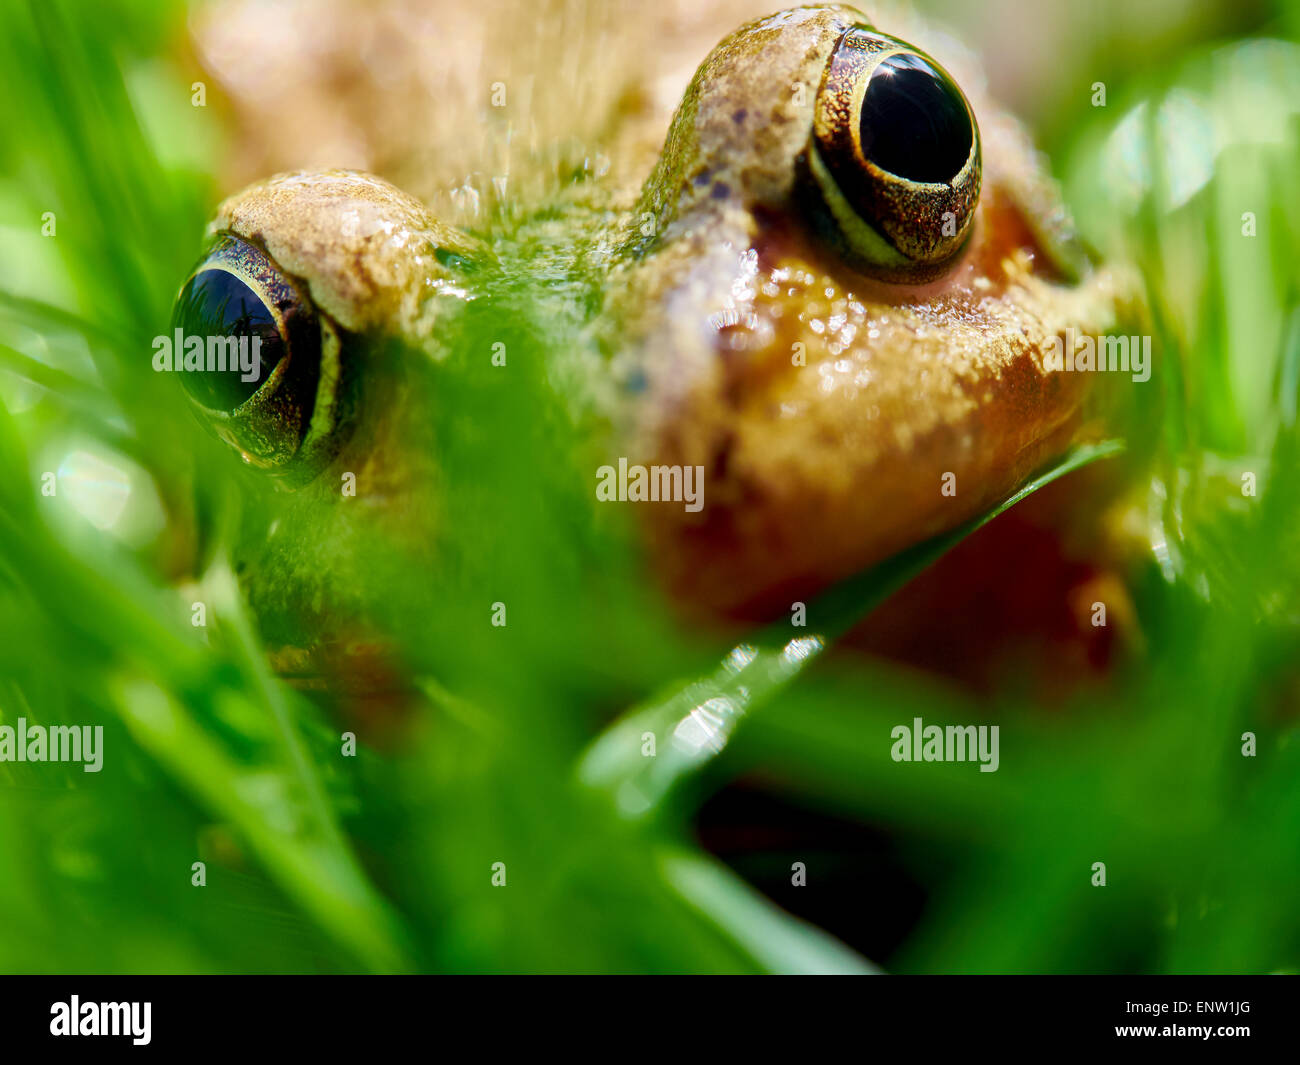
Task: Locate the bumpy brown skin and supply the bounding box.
[212,169,484,342]
[608,5,1136,619]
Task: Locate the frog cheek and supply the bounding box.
[805,26,981,282]
[169,234,356,485]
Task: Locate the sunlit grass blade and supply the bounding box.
[660,848,879,974]
[580,440,1126,819]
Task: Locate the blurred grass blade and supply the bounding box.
[0,291,126,349]
[580,440,1125,818]
[660,849,879,974]
[110,677,412,972]
[0,496,412,971]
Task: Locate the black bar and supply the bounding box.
[1,975,1287,1052]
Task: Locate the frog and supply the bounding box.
[174,1,1140,703]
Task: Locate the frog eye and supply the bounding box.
[806,27,981,281]
[169,235,351,480]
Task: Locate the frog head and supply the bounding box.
[580,6,1138,617]
[174,3,1136,679]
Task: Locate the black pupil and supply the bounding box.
[171,268,285,411]
[859,52,972,185]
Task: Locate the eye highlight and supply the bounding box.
[807,26,981,281]
[171,235,352,481]
[172,248,288,411]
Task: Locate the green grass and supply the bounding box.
[0,0,1297,973]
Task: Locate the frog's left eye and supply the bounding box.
[807,26,980,281]
[170,235,352,481]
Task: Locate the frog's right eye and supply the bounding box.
[806,26,981,282]
[169,234,352,481]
